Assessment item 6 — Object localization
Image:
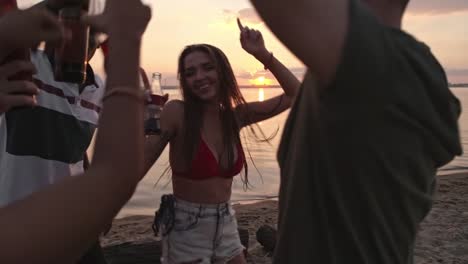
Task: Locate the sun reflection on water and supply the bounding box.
[258,88,265,102]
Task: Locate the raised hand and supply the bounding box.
[82,0,151,39]
[0,8,66,53]
[0,61,39,114]
[237,18,269,61]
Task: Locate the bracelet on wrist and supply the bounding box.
[102,86,144,102]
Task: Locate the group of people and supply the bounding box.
[0,0,462,264]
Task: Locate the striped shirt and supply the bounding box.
[0,51,104,207]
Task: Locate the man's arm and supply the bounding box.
[0,1,152,262]
[249,0,349,86]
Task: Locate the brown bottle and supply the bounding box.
[54,0,89,84]
[0,0,32,81]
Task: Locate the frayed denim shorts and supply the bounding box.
[154,195,244,264]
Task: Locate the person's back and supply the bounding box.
[248,0,462,263]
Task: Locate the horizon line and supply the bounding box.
[161,83,468,89]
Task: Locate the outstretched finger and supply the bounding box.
[237,17,244,32]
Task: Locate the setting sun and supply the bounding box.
[251,76,273,86]
[254,76,266,86]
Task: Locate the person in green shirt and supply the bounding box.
[249,0,462,263]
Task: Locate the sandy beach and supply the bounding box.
[101,173,468,263]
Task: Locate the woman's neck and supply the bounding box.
[202,101,221,115]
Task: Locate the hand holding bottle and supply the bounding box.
[143,71,168,135]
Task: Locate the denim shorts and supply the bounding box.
[159,196,244,264]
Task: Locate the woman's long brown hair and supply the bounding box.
[177,44,253,187]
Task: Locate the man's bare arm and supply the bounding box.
[249,0,349,86]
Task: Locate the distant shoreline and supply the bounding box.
[162,85,283,90]
[161,84,468,90]
[449,84,468,88]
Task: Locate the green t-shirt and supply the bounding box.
[274,1,462,264]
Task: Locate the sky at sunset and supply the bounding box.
[19,0,468,85]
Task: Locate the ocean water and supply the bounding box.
[115,88,468,218]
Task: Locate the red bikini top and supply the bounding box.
[173,137,245,180]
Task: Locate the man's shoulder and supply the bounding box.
[390,29,446,82]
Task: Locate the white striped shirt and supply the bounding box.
[0,51,104,206]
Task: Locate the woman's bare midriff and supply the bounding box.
[172,175,233,204]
